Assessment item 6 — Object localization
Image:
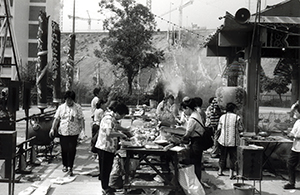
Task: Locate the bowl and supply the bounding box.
[258,131,270,137]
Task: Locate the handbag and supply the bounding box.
[190,117,214,150]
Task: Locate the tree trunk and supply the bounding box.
[128,79,132,95]
[279,93,282,105]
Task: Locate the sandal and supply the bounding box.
[62,166,68,172]
[230,175,237,180]
[217,172,225,176]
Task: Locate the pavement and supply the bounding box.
[0,106,300,195]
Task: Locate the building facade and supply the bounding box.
[0,0,61,80]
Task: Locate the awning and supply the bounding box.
[249,16,300,24]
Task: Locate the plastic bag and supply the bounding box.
[178,165,205,195]
[109,155,123,189]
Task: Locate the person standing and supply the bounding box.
[181,98,205,182]
[95,101,129,195]
[217,102,242,179]
[90,100,105,153]
[156,94,177,127]
[176,96,190,127]
[49,90,85,176]
[206,97,222,158]
[283,101,300,189]
[91,87,101,119]
[194,97,206,125]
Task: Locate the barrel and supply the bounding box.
[215,86,245,110]
[28,115,54,146]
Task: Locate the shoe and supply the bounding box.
[283,183,295,189]
[69,168,74,176]
[62,166,68,172]
[102,189,115,195]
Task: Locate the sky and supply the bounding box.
[61,0,285,32]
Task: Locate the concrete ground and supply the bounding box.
[0,106,299,195]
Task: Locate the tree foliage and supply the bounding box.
[95,0,164,94]
[261,76,290,103]
[260,58,294,104]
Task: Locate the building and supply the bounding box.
[0,0,61,80]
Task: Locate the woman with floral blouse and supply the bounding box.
[95,101,129,195]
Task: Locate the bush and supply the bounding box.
[259,99,291,108]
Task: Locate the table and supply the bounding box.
[123,147,182,195]
[243,135,293,177]
[161,126,185,136]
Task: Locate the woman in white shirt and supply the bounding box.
[217,102,243,179]
[49,91,85,176]
[181,98,206,182]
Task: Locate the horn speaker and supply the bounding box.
[235,8,250,24]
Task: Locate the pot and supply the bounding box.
[28,115,54,146]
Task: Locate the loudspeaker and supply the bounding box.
[235,8,250,24]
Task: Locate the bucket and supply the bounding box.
[233,183,255,195]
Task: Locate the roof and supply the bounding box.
[204,0,300,47]
[249,16,300,24]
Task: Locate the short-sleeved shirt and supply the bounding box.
[186,111,205,138]
[91,96,99,117]
[54,102,84,136]
[290,119,300,152]
[93,108,104,125]
[95,113,119,153]
[217,113,242,147]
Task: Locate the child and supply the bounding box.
[91,100,104,153]
[283,101,300,189]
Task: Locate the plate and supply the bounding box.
[154,140,169,146]
[123,145,144,148]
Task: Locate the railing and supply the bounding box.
[260,94,291,102]
[15,136,39,174]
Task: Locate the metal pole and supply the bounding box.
[73,0,75,34]
[3,0,21,81]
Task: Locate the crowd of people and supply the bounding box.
[48,88,300,194]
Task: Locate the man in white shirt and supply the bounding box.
[91,87,101,119]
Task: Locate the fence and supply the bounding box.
[260,94,291,102]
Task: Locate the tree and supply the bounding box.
[272,76,290,102]
[95,0,164,94]
[261,75,290,104]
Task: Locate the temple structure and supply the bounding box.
[204,0,300,133]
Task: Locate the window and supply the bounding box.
[29,6,46,21]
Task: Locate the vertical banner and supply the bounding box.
[51,21,61,103]
[65,33,75,91]
[36,11,49,110]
